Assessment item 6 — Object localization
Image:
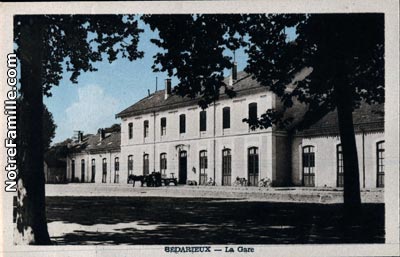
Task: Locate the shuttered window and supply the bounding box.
[161,117,167,136]
[144,120,149,138]
[223,107,230,129]
[200,111,207,131]
[179,114,186,134]
[248,103,258,124]
[128,122,133,139]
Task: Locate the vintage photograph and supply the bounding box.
[1,2,398,255]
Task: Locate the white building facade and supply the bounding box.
[65,72,385,188]
[116,72,291,186]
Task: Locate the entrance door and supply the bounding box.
[179,151,187,184]
[222,149,231,186]
[302,146,315,187]
[248,147,259,186]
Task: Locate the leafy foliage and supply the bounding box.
[245,14,384,130]
[142,14,247,108]
[14,15,144,97]
[42,105,56,151]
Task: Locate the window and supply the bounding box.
[179,114,186,134]
[336,145,344,187]
[144,120,149,138]
[91,159,95,183]
[128,122,133,139]
[81,159,85,183]
[161,117,167,136]
[102,158,107,183]
[160,153,167,175]
[302,146,315,187]
[199,110,207,132]
[143,154,149,175]
[199,150,208,185]
[376,141,385,188]
[248,147,259,186]
[128,155,133,176]
[71,159,75,182]
[223,107,230,129]
[248,102,258,125]
[222,149,232,186]
[114,157,119,183]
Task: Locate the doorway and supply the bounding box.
[179,151,187,184]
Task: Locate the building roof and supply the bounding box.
[116,71,266,118]
[68,128,121,154]
[295,102,384,137]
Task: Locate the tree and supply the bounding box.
[42,105,57,152]
[244,14,384,211]
[14,15,143,245]
[144,14,384,211]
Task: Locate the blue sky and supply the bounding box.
[45,19,295,144]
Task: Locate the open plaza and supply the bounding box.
[12,184,384,245]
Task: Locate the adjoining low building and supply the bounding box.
[63,68,385,188]
[292,103,384,188]
[66,125,121,183]
[44,143,68,184]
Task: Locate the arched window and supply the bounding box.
[143,154,149,175]
[102,158,107,183]
[302,146,315,187]
[376,141,385,188]
[81,159,85,183]
[127,155,133,182]
[222,149,232,186]
[336,144,344,187]
[179,114,186,134]
[222,107,230,129]
[248,147,259,186]
[114,157,119,183]
[199,150,208,185]
[71,159,75,182]
[91,159,96,183]
[160,153,167,175]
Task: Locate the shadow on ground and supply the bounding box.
[14,197,384,245]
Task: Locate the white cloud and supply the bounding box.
[58,84,119,139]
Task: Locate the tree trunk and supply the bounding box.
[334,74,362,213]
[15,16,51,245]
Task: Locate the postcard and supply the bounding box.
[0,1,399,256]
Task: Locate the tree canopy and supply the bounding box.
[14,15,144,96]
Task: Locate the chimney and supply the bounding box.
[78,131,83,143]
[232,62,238,81]
[165,78,172,100]
[98,128,105,141]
